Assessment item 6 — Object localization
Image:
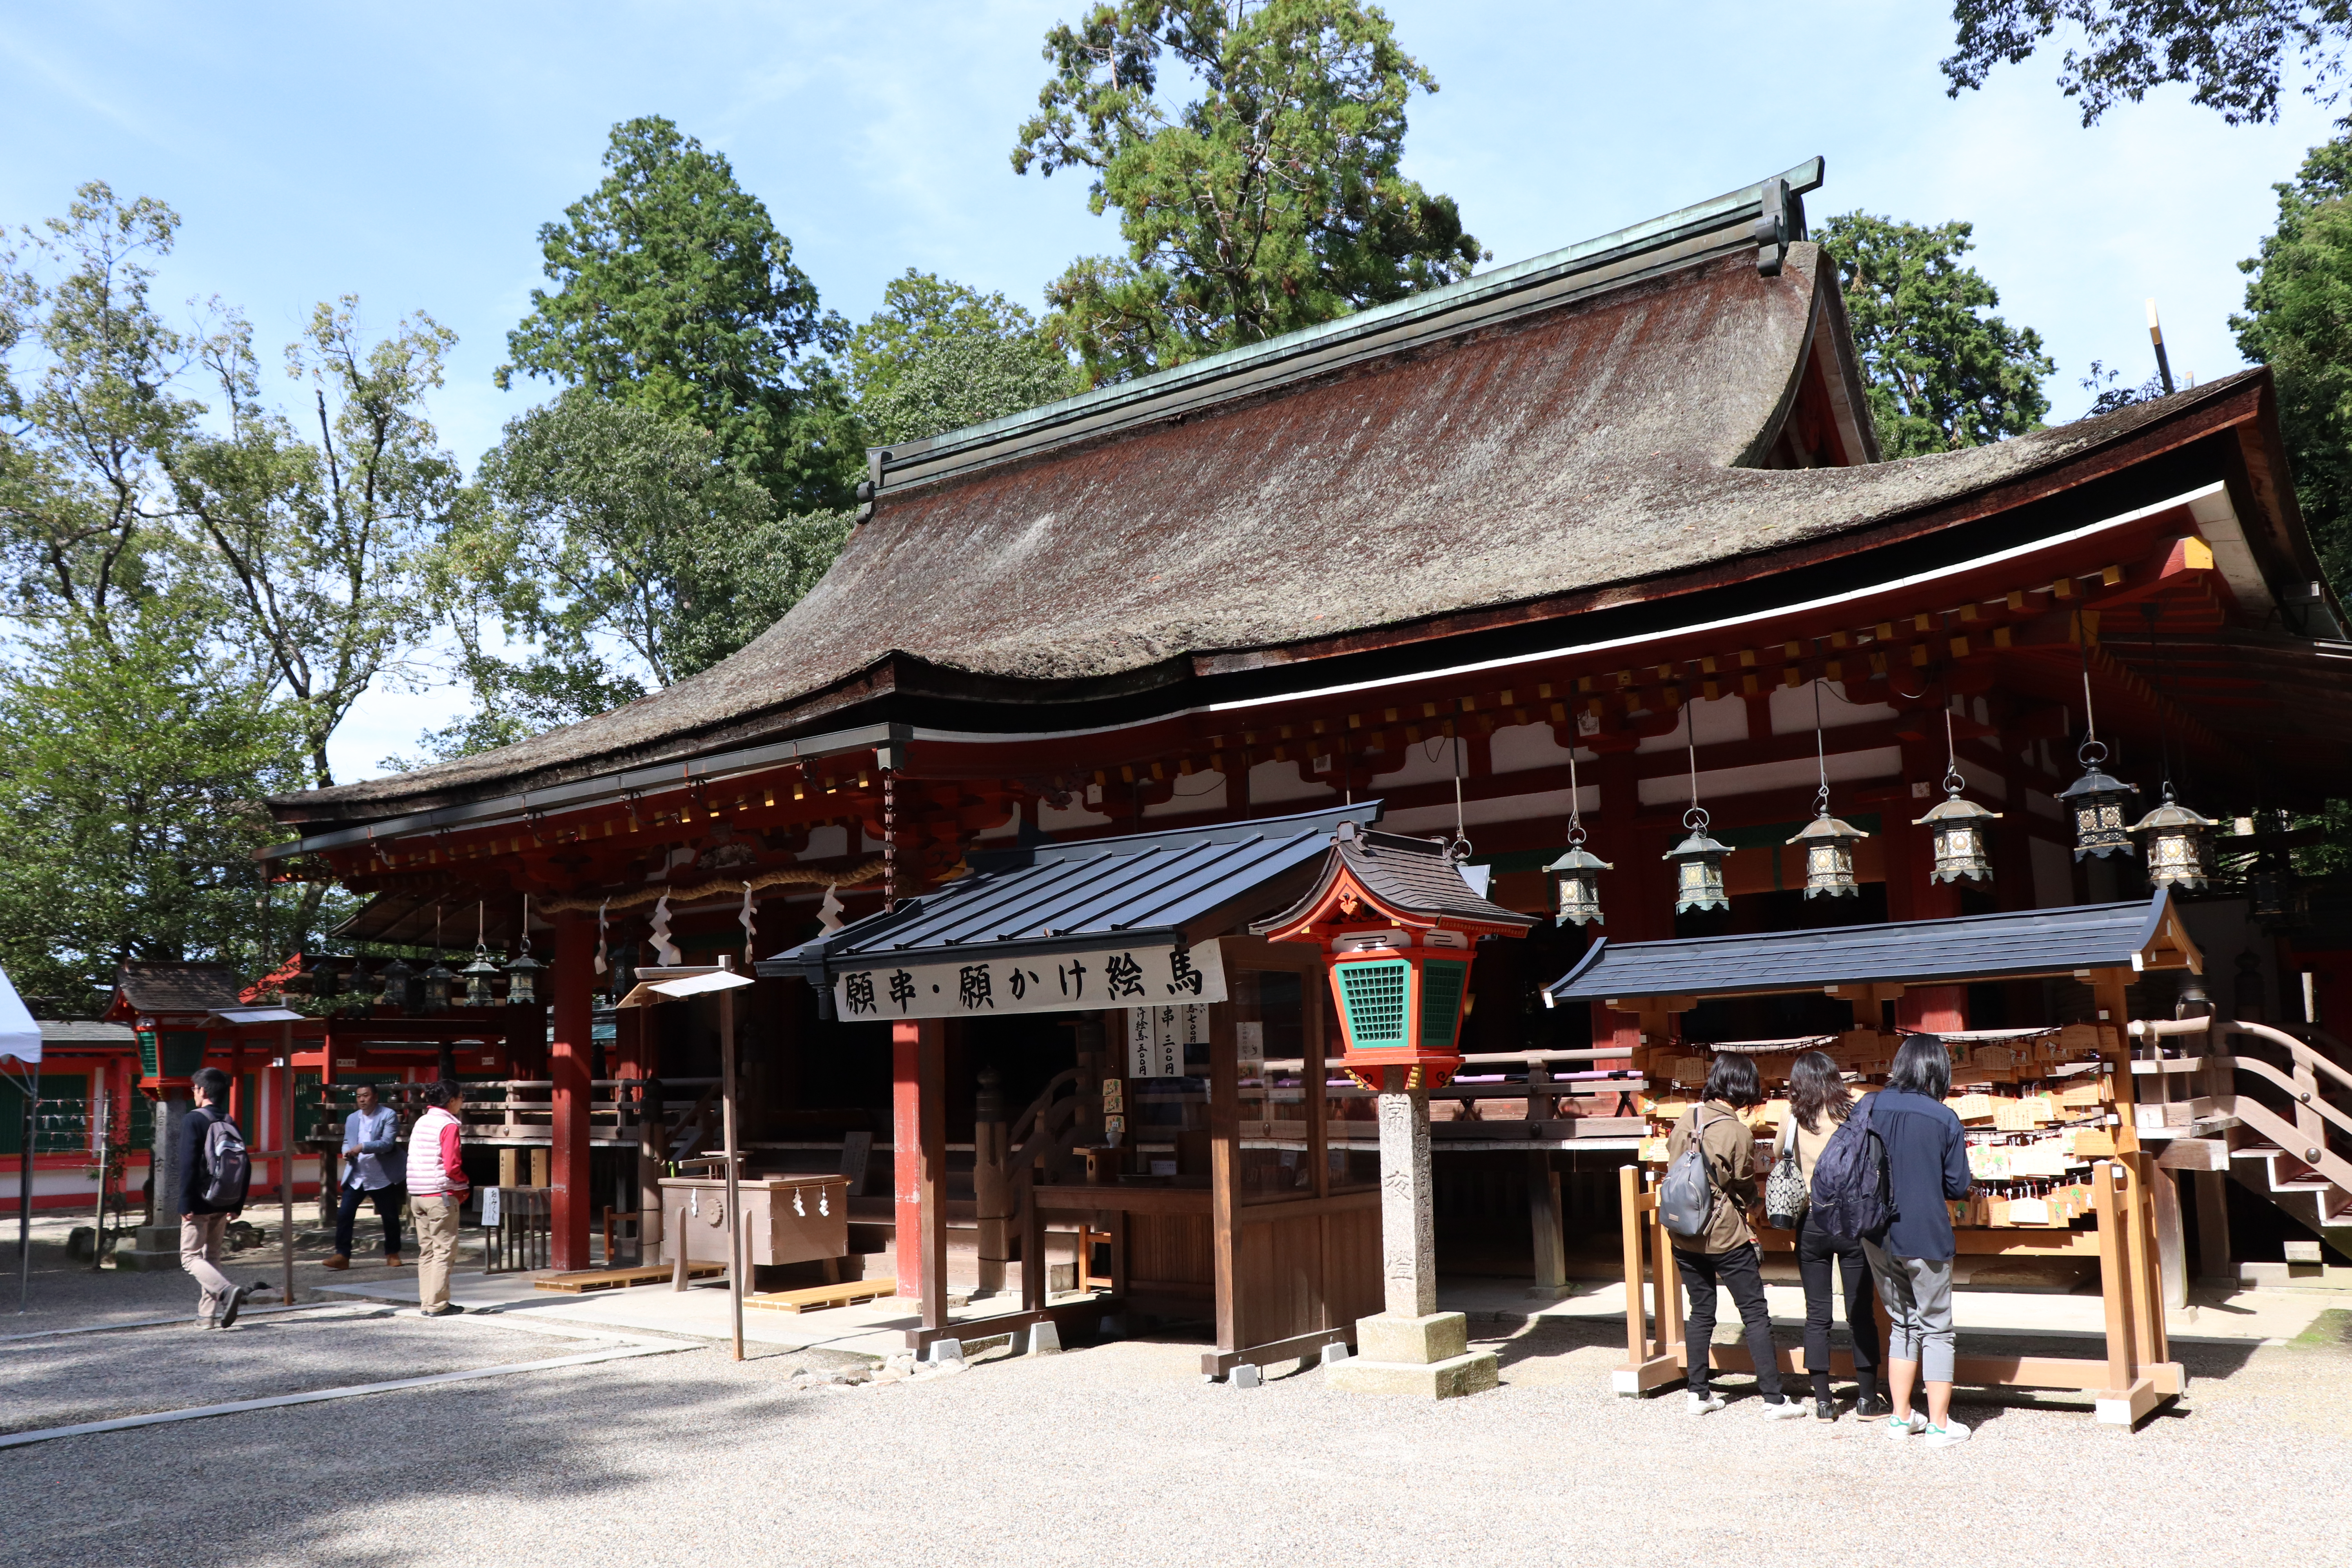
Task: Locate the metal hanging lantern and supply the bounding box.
[1915,715,2001,884]
[420,956,455,1012]
[1664,699,1731,913]
[1787,811,1869,899]
[460,946,501,1007]
[1546,748,1612,927]
[1664,822,1733,913]
[2130,789,2218,891]
[2061,642,2136,859]
[1787,683,1867,899]
[505,946,544,1005]
[376,957,412,1010]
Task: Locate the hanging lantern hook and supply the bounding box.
[1682,697,1710,833]
[1942,706,1966,798]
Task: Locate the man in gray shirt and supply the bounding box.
[323,1083,405,1269]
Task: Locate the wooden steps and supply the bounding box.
[746,1277,899,1314]
[533,1263,725,1293]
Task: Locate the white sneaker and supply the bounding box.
[1885,1412,1926,1440]
[1686,1390,1726,1414]
[1759,1398,1809,1420]
[1922,1418,1973,1447]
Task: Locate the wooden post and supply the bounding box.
[2151,1167,2187,1310]
[892,1018,948,1328]
[1618,1165,1648,1362]
[2192,1169,2233,1285]
[279,1021,295,1307]
[2095,1160,2136,1397]
[1209,998,1240,1354]
[1528,1151,1567,1295]
[547,918,595,1270]
[973,1067,1008,1297]
[719,977,744,1363]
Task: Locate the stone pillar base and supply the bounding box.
[1325,1311,1499,1399]
[116,1225,182,1272]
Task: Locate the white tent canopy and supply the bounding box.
[0,964,38,1068]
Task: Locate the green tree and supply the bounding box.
[1012,0,1485,383]
[0,623,300,999]
[848,270,1083,444]
[1815,212,2055,458]
[499,116,860,512]
[407,389,849,763]
[169,296,458,789]
[1939,1,2352,127]
[2235,134,2352,590]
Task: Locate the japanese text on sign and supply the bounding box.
[1129,1003,1208,1078]
[831,939,1225,1022]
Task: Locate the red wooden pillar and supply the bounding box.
[892,1017,947,1327]
[1890,733,1967,1034]
[548,916,596,1270]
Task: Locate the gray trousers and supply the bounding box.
[1861,1241,1956,1383]
[180,1212,235,1323]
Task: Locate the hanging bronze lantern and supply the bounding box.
[1547,748,1610,926]
[1548,841,1612,927]
[2058,744,2138,861]
[1787,810,1869,899]
[1664,820,1733,914]
[1915,759,2002,885]
[504,945,545,1005]
[420,955,454,1013]
[1664,699,1731,915]
[460,945,501,1007]
[376,957,412,1010]
[2130,789,2218,890]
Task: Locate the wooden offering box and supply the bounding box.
[657,1175,850,1268]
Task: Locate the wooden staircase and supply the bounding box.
[2142,1015,2352,1263]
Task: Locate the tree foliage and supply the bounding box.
[1940,0,2352,126]
[0,183,442,981]
[406,390,849,764]
[2235,133,2352,590]
[1013,0,1484,383]
[499,116,860,511]
[848,271,1083,445]
[1815,211,2055,458]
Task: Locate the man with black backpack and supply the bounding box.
[180,1066,253,1329]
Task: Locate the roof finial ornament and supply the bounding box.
[1753,176,1791,277]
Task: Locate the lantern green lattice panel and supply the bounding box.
[1417,960,1469,1053]
[137,1030,159,1078]
[1335,959,1410,1047]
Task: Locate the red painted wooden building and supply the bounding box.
[260,159,2352,1361]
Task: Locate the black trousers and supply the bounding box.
[1674,1240,1783,1399]
[1797,1211,1881,1398]
[335,1182,405,1258]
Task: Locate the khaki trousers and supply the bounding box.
[180,1212,235,1323]
[414,1195,463,1311]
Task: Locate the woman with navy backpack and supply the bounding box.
[1783,1049,1886,1420]
[1862,1034,1975,1448]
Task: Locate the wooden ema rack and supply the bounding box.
[1612,1149,2183,1427]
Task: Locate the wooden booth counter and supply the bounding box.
[657,1174,851,1269]
[1549,893,2200,1429]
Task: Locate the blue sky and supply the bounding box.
[4,2,2340,779]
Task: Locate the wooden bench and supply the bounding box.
[534,1263,724,1294]
[745,1276,899,1314]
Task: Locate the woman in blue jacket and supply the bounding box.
[1864,1035,1975,1448]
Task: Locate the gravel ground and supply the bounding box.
[3,1298,2349,1568]
[1,1229,410,1334]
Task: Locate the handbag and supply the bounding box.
[1764,1114,1808,1230]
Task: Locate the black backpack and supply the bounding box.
[200,1110,252,1209]
[1808,1090,1895,1245]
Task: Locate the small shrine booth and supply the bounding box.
[765,803,1388,1371]
[1550,892,2199,1426]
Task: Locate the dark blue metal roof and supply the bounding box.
[1546,892,2186,1003]
[759,801,1380,987]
